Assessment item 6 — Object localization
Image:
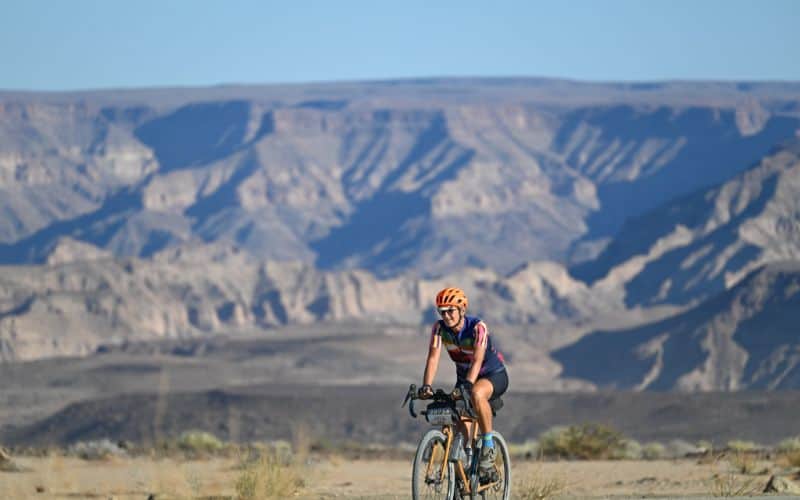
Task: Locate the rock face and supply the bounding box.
[572,140,800,308]
[553,262,800,391]
[1,81,799,279]
[0,242,599,362]
[2,78,800,383]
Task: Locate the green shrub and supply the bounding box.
[612,439,642,460]
[777,436,800,452]
[177,430,225,455]
[509,440,541,459]
[642,442,666,460]
[726,440,759,452]
[538,423,625,460]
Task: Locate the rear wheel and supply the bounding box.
[412,429,455,500]
[470,432,511,500]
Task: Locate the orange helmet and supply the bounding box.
[435,287,468,310]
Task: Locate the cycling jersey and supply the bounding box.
[429,315,506,380]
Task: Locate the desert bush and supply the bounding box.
[612,439,642,460]
[235,449,305,499]
[509,440,541,459]
[177,430,225,455]
[538,423,625,460]
[728,451,759,475]
[517,468,567,500]
[665,439,703,458]
[68,439,127,460]
[782,450,800,468]
[777,436,800,452]
[642,442,666,460]
[726,440,759,453]
[290,422,313,462]
[710,472,759,497]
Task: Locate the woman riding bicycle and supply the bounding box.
[420,287,509,472]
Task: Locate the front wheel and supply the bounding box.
[412,429,455,500]
[470,432,511,500]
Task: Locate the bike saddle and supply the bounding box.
[489,397,504,416]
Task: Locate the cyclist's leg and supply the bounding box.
[471,378,494,435]
[472,369,508,435]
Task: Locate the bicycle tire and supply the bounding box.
[412,429,455,500]
[470,432,511,500]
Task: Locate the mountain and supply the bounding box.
[2,78,800,369]
[0,242,602,362]
[2,79,799,279]
[554,262,800,391]
[571,139,800,308]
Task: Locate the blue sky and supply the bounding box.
[1,0,797,91]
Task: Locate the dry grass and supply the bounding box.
[710,472,760,497]
[785,450,800,468]
[517,468,568,500]
[234,448,305,500]
[538,423,625,460]
[727,451,759,475]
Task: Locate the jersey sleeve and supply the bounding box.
[429,321,442,349]
[474,321,488,349]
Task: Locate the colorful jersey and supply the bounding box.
[429,315,506,379]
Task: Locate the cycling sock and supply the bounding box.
[482,433,494,449]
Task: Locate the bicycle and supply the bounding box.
[402,384,511,500]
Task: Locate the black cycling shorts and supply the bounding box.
[457,368,509,400]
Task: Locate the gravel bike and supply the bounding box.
[402,384,511,500]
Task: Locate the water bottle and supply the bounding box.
[450,432,464,462]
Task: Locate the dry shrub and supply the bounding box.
[508,440,541,460]
[727,451,758,475]
[235,448,305,499]
[641,442,665,460]
[517,468,567,500]
[613,439,642,460]
[777,437,800,452]
[778,450,800,469]
[710,472,759,497]
[290,421,313,463]
[726,440,759,453]
[539,423,625,460]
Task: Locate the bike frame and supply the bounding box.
[403,383,506,497]
[429,413,498,495]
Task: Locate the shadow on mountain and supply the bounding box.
[311,191,430,273]
[571,129,795,286]
[732,266,800,388]
[0,186,144,264]
[619,175,778,308]
[557,106,799,251]
[185,152,262,222]
[134,101,273,173]
[315,111,474,276]
[555,263,800,390]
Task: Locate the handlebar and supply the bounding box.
[401,384,473,419]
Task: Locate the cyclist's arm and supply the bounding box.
[465,322,489,383]
[422,324,442,386]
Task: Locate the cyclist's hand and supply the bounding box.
[456,380,473,397]
[418,384,433,399]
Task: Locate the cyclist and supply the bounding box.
[419,287,509,473]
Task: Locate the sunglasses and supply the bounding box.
[437,307,459,316]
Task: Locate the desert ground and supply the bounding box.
[2,452,799,499]
[3,330,800,499]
